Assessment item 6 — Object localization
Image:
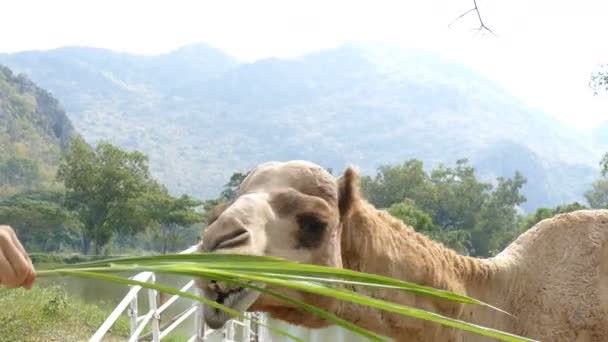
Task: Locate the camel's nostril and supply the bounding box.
[214,228,251,251]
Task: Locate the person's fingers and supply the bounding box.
[7,227,28,256]
[0,231,31,288]
[8,228,35,289]
[0,249,18,288]
[23,268,36,289]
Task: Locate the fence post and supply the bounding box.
[127,282,139,335]
[243,313,252,342]
[256,313,269,342]
[148,273,161,342]
[194,286,206,341]
[224,320,236,341]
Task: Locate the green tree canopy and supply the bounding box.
[583,153,608,209]
[57,137,156,254]
[0,190,80,252]
[363,159,527,256]
[584,179,608,209]
[426,159,491,232]
[134,184,203,253]
[220,172,248,201]
[360,160,434,209]
[387,200,437,234]
[470,172,527,256]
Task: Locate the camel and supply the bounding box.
[196,160,608,341]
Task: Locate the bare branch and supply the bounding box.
[450,0,495,36]
[448,8,476,27]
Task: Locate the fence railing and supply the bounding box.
[91,245,269,342]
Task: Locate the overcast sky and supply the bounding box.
[1,0,607,129]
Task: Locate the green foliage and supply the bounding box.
[220,172,248,200]
[387,200,471,254]
[0,286,129,341]
[581,153,608,210]
[133,183,203,253]
[364,159,527,256]
[584,178,608,209]
[0,157,41,189]
[361,160,432,209]
[42,289,67,316]
[57,137,157,254]
[427,159,492,232]
[387,200,436,234]
[0,190,81,252]
[470,172,527,256]
[0,65,75,196]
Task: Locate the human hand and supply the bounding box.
[0,225,36,289]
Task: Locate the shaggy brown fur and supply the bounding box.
[199,161,608,342]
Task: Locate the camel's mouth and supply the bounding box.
[203,283,262,329]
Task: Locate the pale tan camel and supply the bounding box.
[196,160,608,341]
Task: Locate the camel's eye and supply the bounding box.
[296,214,327,248]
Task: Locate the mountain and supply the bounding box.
[0,42,600,210]
[0,65,76,196]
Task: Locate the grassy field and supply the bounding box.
[0,285,129,342]
[0,256,191,342]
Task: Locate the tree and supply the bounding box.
[362,159,527,257]
[583,153,608,209]
[361,160,433,209]
[426,159,491,232]
[57,137,156,254]
[450,0,494,35]
[0,191,80,252]
[387,200,471,254]
[387,200,437,234]
[470,172,527,256]
[135,184,203,253]
[584,179,608,209]
[220,172,248,201]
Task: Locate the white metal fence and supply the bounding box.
[91,245,269,342]
[92,246,367,342]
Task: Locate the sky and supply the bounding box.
[1,0,607,129]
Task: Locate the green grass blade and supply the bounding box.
[114,265,536,342]
[206,273,388,341]
[38,255,535,341]
[43,253,503,311]
[42,253,286,269]
[53,270,304,342]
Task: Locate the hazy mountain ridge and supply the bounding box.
[0,65,76,193]
[0,43,600,210]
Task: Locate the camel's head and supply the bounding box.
[197,160,358,329]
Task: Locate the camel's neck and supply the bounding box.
[340,200,496,289]
[336,200,501,338]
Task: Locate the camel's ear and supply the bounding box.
[338,166,360,218]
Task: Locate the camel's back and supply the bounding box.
[494,209,608,341]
